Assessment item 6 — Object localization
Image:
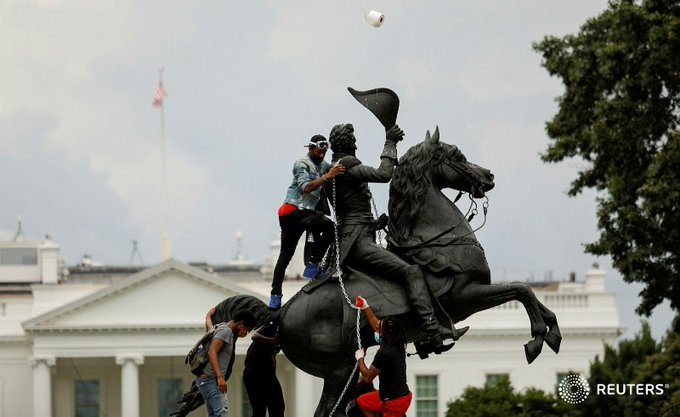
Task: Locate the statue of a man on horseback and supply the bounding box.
[175,87,562,417]
[327,121,468,355]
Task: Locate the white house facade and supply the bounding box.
[0,238,621,417]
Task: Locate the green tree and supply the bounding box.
[583,322,661,416]
[533,0,680,316]
[632,314,680,417]
[578,316,680,416]
[445,320,680,417]
[445,376,578,417]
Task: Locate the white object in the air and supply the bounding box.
[365,10,385,27]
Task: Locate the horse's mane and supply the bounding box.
[389,137,466,242]
[389,142,433,241]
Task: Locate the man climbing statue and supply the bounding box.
[328,123,467,354]
[268,134,345,310]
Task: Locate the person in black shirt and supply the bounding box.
[354,296,412,417]
[242,322,285,417]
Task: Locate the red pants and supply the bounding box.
[356,390,412,417]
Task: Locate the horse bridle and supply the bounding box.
[388,156,491,251]
[389,193,489,251]
[442,159,488,199]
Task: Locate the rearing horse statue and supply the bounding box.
[273,127,561,416]
[175,128,561,417]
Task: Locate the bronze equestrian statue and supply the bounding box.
[175,89,561,417]
[325,121,469,356]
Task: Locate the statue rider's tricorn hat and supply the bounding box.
[347,87,400,129]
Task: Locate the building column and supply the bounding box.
[116,354,145,417]
[30,355,56,417]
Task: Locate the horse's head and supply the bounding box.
[424,127,495,197]
[389,127,495,241]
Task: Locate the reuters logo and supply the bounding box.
[558,374,591,404]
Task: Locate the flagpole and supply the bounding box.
[158,67,172,261]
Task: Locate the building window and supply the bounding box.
[159,378,183,417]
[75,380,100,417]
[485,373,509,386]
[416,375,438,417]
[0,248,38,265]
[242,383,253,417]
[556,372,570,387]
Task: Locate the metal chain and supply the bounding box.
[368,190,384,247]
[467,194,478,222]
[326,177,364,417]
[458,195,491,240]
[331,178,363,348]
[328,361,359,417]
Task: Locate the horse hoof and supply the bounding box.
[524,337,544,364]
[545,332,562,354]
[452,326,469,341]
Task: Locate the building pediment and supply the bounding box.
[22,259,265,333]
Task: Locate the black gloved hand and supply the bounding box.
[374,213,389,231]
[386,125,404,143]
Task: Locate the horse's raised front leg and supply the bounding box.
[315,360,359,417]
[451,281,547,364]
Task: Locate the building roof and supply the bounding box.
[23,259,266,334]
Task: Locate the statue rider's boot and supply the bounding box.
[403,272,462,354]
[450,324,470,341]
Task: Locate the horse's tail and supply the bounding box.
[213,294,275,328]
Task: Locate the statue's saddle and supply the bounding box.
[301,264,453,319]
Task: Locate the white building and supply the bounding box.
[0,237,621,417]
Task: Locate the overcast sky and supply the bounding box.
[0,1,673,340]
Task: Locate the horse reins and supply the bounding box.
[389,194,490,251]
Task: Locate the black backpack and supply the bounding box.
[185,323,227,376]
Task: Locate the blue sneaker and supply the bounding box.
[302,263,321,279]
[268,294,282,310]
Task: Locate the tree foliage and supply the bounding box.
[582,317,680,416]
[533,0,680,316]
[445,376,579,417]
[634,315,680,417]
[445,317,680,417]
[584,322,661,416]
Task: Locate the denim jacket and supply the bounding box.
[283,154,331,210]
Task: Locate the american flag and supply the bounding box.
[152,83,167,108]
